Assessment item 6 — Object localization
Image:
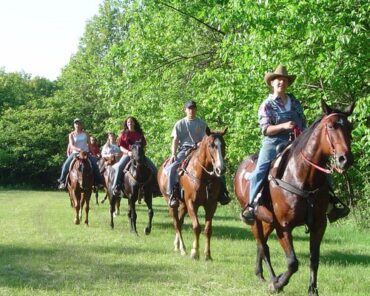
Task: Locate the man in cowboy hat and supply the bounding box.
[241,65,350,223]
[241,65,306,222]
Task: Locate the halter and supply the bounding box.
[301,113,348,174]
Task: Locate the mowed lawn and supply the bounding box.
[0,190,369,296]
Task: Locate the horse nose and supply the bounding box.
[337,153,353,169]
[215,167,226,177]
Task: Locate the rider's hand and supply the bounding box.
[128,151,133,157]
[283,121,296,131]
[170,155,177,163]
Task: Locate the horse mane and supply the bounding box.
[288,115,324,158]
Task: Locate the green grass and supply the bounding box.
[0,190,369,296]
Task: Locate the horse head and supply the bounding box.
[319,99,355,172]
[204,127,228,177]
[131,141,145,165]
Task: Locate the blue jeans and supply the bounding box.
[248,138,282,205]
[112,155,158,189]
[59,152,103,184]
[165,149,187,196]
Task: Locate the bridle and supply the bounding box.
[300,113,349,174]
[199,135,224,177]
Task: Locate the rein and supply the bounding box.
[300,113,347,174]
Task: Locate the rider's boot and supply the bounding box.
[169,184,180,208]
[241,192,261,223]
[218,189,231,205]
[57,179,66,190]
[327,193,350,223]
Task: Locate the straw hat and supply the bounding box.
[264,65,296,86]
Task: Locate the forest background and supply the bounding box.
[0,0,368,226]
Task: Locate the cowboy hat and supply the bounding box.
[264,65,296,86]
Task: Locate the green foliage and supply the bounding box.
[0,0,368,224]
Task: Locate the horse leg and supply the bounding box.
[170,206,186,255]
[308,224,326,296]
[186,200,200,260]
[144,190,153,235]
[72,191,80,225]
[110,195,116,229]
[84,193,90,225]
[127,195,138,235]
[269,228,298,293]
[80,195,85,223]
[204,202,217,261]
[252,221,276,282]
[95,187,99,205]
[116,195,121,216]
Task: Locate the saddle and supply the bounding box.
[66,155,94,186]
[178,146,198,176]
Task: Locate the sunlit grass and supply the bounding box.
[0,190,369,296]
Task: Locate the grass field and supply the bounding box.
[0,190,369,296]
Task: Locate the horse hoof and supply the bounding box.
[268,282,277,293]
[205,255,213,261]
[144,227,151,235]
[74,219,80,225]
[190,249,199,260]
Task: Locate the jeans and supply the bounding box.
[59,152,103,184]
[248,138,282,205]
[165,149,187,196]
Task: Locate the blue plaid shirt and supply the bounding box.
[258,94,306,135]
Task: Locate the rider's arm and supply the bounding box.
[170,137,179,162]
[265,121,295,136]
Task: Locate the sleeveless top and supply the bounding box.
[71,132,89,153]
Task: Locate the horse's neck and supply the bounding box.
[130,161,148,181]
[189,142,211,177]
[284,130,328,189]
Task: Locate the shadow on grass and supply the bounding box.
[0,244,178,291]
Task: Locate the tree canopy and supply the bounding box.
[0,0,368,225]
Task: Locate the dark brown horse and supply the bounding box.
[117,142,154,234]
[67,151,94,225]
[234,100,355,296]
[157,127,227,260]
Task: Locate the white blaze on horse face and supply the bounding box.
[213,138,224,176]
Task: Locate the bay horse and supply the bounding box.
[67,151,94,225]
[119,141,154,234]
[157,127,227,260]
[234,100,355,296]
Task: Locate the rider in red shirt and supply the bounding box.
[112,116,156,195]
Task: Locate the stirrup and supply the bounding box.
[240,205,255,224]
[219,192,231,205]
[169,195,179,208]
[327,203,350,223]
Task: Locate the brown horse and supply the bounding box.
[157,127,227,260]
[67,151,94,225]
[234,100,355,296]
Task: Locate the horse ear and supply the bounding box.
[344,101,356,116]
[205,126,211,136]
[221,127,228,135]
[321,99,333,115]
